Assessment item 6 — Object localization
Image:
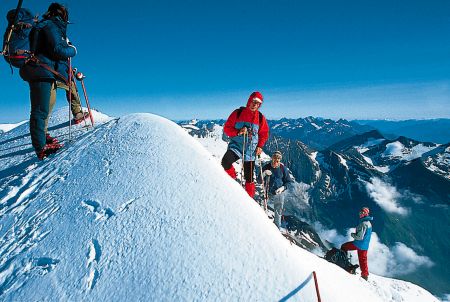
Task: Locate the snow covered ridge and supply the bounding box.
[0,109,440,301]
[422,144,450,180]
[350,134,444,176]
[382,141,437,161]
[0,120,27,133]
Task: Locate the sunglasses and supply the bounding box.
[252,99,262,105]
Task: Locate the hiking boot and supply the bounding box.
[362,275,369,281]
[347,264,359,274]
[245,182,256,198]
[36,142,62,160]
[224,166,237,179]
[46,133,59,144]
[73,111,90,124]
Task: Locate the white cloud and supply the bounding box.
[390,242,434,274]
[365,177,409,215]
[355,233,433,277]
[313,222,349,249]
[403,190,425,204]
[314,225,433,277]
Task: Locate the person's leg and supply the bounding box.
[244,161,255,197]
[29,81,52,152]
[243,161,254,183]
[273,194,284,228]
[44,82,57,134]
[221,149,239,179]
[56,81,82,115]
[358,249,369,278]
[341,241,358,251]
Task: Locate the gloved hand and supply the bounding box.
[237,127,248,136]
[256,147,262,156]
[66,37,77,54]
[69,44,77,55]
[275,186,285,195]
[262,170,272,177]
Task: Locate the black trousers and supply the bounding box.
[29,81,56,151]
[221,149,255,183]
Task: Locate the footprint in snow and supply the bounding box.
[85,239,101,290]
[117,197,139,213]
[86,239,101,266]
[102,158,112,176]
[32,257,60,275]
[81,200,114,221]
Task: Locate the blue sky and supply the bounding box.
[1,0,449,122]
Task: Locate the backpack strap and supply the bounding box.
[280,163,286,176]
[235,106,245,119]
[235,106,264,129]
[26,54,69,84]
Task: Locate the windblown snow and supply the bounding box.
[0,108,439,301]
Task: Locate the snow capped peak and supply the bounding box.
[0,110,440,301]
[382,141,438,161]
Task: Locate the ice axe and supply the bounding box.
[73,68,94,127]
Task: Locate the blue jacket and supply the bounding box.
[260,163,293,195]
[352,216,373,251]
[20,16,76,82]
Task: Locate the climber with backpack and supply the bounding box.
[2,4,89,125]
[8,3,79,159]
[340,207,373,281]
[258,151,293,229]
[221,91,269,198]
[2,1,89,159]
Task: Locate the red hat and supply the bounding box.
[359,207,370,218]
[247,91,263,107]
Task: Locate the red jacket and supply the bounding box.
[224,100,269,161]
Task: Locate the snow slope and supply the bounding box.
[0,108,439,301]
[0,121,27,133]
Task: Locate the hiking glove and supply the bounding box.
[256,147,262,156]
[69,44,77,55]
[275,186,285,194]
[238,127,248,136]
[263,170,272,177]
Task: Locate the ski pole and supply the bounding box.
[241,131,247,187]
[313,271,322,302]
[258,155,268,211]
[265,174,270,210]
[75,70,95,127]
[71,68,88,128]
[281,206,287,234]
[68,58,73,141]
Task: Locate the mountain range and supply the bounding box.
[179,116,450,298]
[355,119,450,144]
